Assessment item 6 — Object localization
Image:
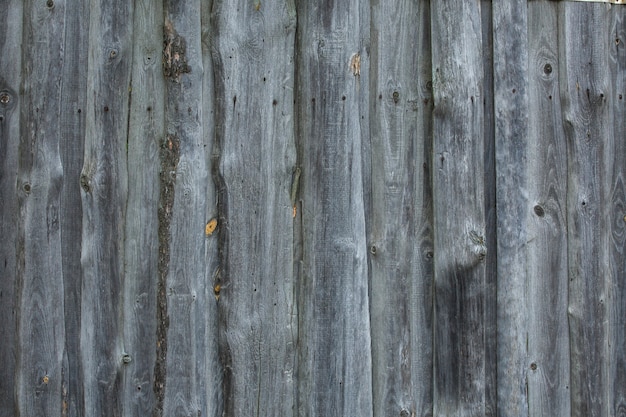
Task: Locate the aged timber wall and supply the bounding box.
[0,1,624,416]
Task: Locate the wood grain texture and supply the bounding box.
[559,3,613,417]
[159,2,217,417]
[368,1,433,417]
[200,1,222,416]
[15,2,67,415]
[211,1,297,416]
[526,3,571,415]
[430,2,486,416]
[80,0,134,415]
[0,1,22,416]
[480,3,498,415]
[295,1,373,416]
[121,0,163,415]
[493,2,531,416]
[608,6,626,417]
[58,2,89,417]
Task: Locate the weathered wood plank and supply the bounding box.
[493,2,531,416]
[480,3,497,415]
[368,1,433,416]
[526,3,571,416]
[58,2,89,416]
[199,1,222,416]
[120,0,163,415]
[0,1,22,416]
[608,6,626,417]
[430,2,486,416]
[211,1,297,415]
[158,2,216,416]
[295,2,373,416]
[15,2,67,415]
[80,0,134,415]
[559,3,613,416]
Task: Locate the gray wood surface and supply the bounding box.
[1,2,625,416]
[0,1,21,416]
[431,2,486,416]
[560,4,613,417]
[295,1,373,416]
[368,1,433,417]
[159,2,218,417]
[16,2,67,415]
[212,1,297,416]
[80,1,133,415]
[121,0,163,415]
[610,7,626,416]
[527,3,572,416]
[58,1,89,416]
[493,2,531,416]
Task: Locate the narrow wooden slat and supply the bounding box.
[80,0,134,415]
[58,2,89,416]
[526,3,572,415]
[121,0,164,415]
[211,1,297,415]
[0,2,22,416]
[158,2,216,416]
[430,2,486,416]
[368,1,433,416]
[15,2,67,415]
[493,2,531,416]
[295,2,373,416]
[480,3,497,415]
[559,3,613,416]
[608,6,626,417]
[198,1,222,416]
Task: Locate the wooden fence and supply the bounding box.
[0,1,624,416]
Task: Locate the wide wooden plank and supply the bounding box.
[158,2,217,416]
[559,3,613,416]
[58,2,89,417]
[80,1,134,415]
[120,0,163,415]
[493,2,531,416]
[608,6,626,417]
[295,2,373,416]
[368,1,433,416]
[15,2,67,415]
[430,2,486,416]
[211,1,297,415]
[0,1,22,416]
[526,3,571,416]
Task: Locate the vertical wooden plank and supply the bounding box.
[493,2,530,416]
[80,0,133,415]
[480,3,497,415]
[368,1,433,416]
[157,2,215,416]
[121,0,163,415]
[526,3,571,416]
[0,1,22,416]
[295,2,373,416]
[59,1,89,416]
[211,1,297,415]
[559,4,613,417]
[608,5,626,417]
[430,2,486,416]
[15,1,67,415]
[200,1,222,415]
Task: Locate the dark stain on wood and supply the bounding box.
[163,19,191,82]
[153,134,179,417]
